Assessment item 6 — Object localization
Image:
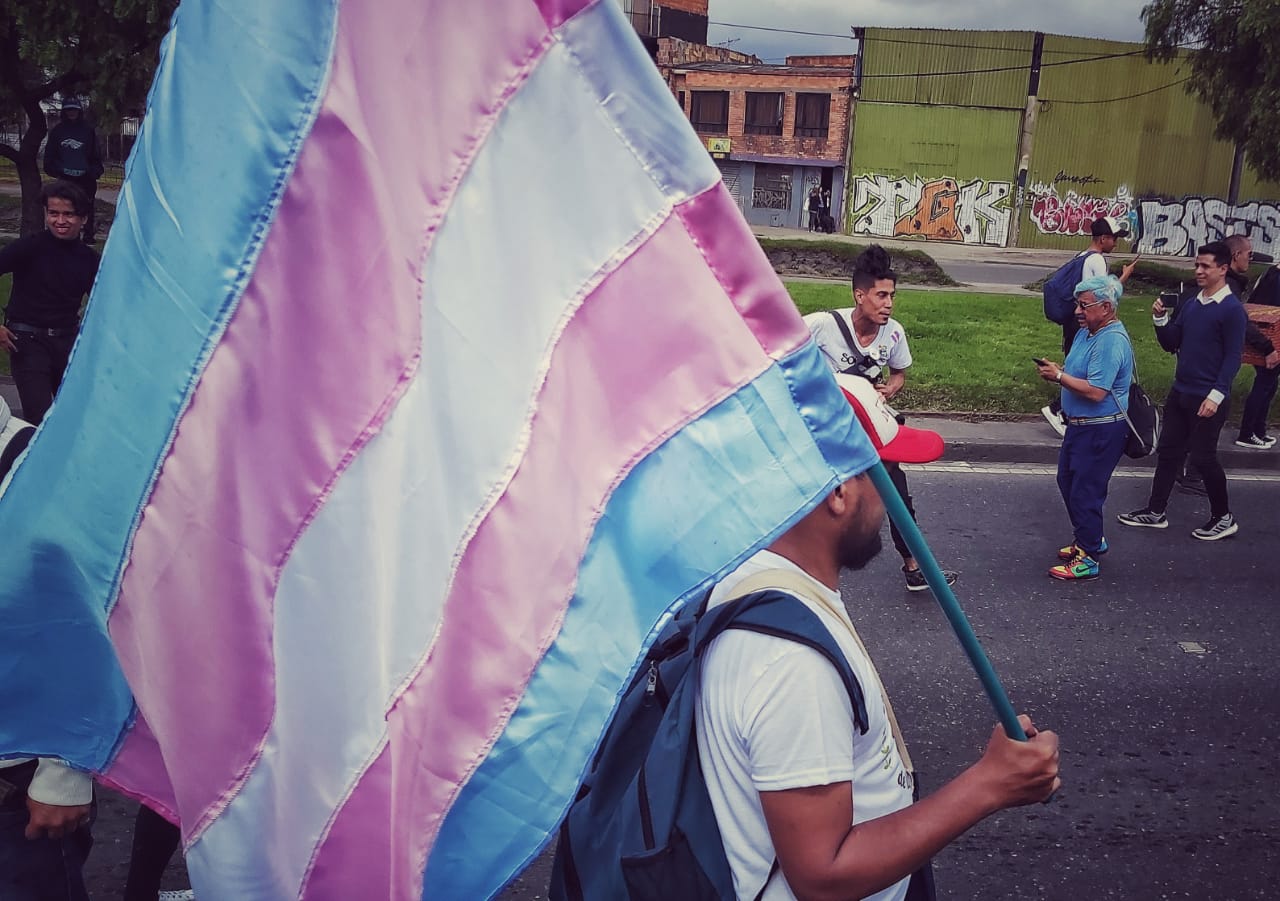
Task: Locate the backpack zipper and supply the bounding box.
[636,764,656,849]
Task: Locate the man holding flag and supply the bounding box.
[697,377,1061,901]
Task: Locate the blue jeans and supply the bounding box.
[1057,419,1129,555]
[0,764,93,901]
[1238,364,1279,440]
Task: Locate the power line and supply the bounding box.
[706,20,854,40]
[704,21,1187,80]
[1043,76,1192,105]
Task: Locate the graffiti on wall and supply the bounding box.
[851,174,1012,246]
[1026,184,1280,257]
[1029,183,1135,237]
[1136,198,1280,258]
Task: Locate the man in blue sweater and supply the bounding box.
[1119,241,1246,540]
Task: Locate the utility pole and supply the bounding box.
[1008,31,1044,249]
[1228,142,1244,206]
[841,26,864,235]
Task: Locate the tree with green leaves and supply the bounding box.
[1143,0,1280,195]
[0,1,177,235]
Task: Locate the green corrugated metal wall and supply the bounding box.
[853,28,1280,252]
[848,104,1021,245]
[851,104,1021,182]
[1019,34,1270,250]
[860,28,1030,109]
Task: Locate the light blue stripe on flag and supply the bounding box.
[0,0,339,770]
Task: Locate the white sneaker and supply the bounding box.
[1040,405,1067,438]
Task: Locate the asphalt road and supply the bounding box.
[945,260,1056,288]
[496,464,1280,901]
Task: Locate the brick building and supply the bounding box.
[617,0,710,52]
[666,55,856,228]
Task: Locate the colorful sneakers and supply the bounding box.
[1191,513,1238,541]
[1040,404,1067,438]
[1057,537,1108,560]
[1117,508,1168,528]
[903,566,958,592]
[1050,550,1099,581]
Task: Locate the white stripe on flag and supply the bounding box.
[186,33,719,898]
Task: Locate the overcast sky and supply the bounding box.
[707,1,1152,63]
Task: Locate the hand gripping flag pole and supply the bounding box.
[866,461,1029,743]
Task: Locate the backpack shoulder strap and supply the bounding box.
[827,309,871,362]
[719,569,913,773]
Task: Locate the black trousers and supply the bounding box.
[1149,388,1231,518]
[123,804,181,901]
[9,330,76,426]
[886,461,919,561]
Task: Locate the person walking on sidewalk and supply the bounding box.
[0,182,100,426]
[1036,275,1134,581]
[1118,241,1246,541]
[1225,234,1280,449]
[1041,216,1138,437]
[42,98,104,245]
[804,244,960,592]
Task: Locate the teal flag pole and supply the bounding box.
[866,461,1028,743]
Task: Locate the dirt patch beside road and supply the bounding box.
[760,238,960,286]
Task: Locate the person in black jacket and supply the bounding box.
[0,181,100,425]
[42,98,104,245]
[1226,235,1280,448]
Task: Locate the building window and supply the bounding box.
[677,90,685,113]
[752,164,792,209]
[690,90,729,135]
[795,93,830,139]
[744,92,784,135]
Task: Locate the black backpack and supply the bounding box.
[1043,252,1099,325]
[549,588,867,901]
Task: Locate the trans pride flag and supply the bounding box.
[0,0,878,897]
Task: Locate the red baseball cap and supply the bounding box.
[835,373,945,464]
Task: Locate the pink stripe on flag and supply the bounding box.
[533,0,596,29]
[314,206,783,900]
[298,744,393,899]
[106,0,555,840]
[676,182,812,359]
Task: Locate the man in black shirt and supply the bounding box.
[0,181,100,425]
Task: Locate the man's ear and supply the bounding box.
[826,482,849,516]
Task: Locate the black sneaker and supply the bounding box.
[1191,513,1238,541]
[1235,435,1271,450]
[903,566,958,592]
[1117,508,1168,528]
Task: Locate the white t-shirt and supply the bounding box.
[1080,250,1108,281]
[695,550,913,901]
[804,309,912,376]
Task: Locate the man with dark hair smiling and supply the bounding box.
[1118,240,1246,540]
[0,181,100,426]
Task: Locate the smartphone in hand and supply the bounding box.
[1032,357,1049,366]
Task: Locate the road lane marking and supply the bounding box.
[905,462,1280,482]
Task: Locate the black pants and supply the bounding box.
[886,461,918,561]
[1149,388,1231,518]
[0,761,94,901]
[8,330,76,426]
[63,175,98,241]
[123,804,182,901]
[1238,364,1279,440]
